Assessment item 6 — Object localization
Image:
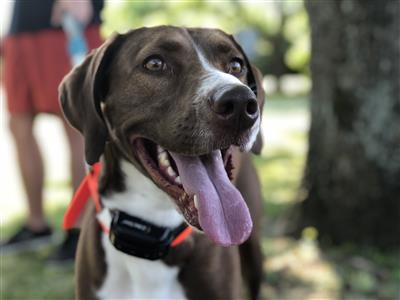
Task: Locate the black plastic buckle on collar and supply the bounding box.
[109,210,187,260]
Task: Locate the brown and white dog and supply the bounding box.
[60,26,265,300]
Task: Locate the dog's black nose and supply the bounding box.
[209,85,259,131]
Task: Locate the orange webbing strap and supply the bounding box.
[86,163,102,213]
[63,161,192,245]
[63,163,102,230]
[171,226,193,248]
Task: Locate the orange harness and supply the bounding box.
[63,162,192,248]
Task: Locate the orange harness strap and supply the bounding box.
[171,226,193,247]
[63,162,102,230]
[63,162,192,248]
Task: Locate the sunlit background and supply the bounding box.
[1,1,398,299]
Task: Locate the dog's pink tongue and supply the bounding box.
[170,151,252,246]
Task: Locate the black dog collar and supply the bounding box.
[109,210,190,260]
[63,162,192,261]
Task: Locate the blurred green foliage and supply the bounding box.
[101,1,310,76]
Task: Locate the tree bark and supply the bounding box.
[298,0,400,248]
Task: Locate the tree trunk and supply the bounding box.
[298,0,400,248]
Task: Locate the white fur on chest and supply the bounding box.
[96,160,186,299]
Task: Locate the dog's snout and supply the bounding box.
[209,85,259,131]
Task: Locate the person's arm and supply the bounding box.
[51,0,93,27]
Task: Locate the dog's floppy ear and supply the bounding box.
[59,33,125,165]
[229,35,265,155]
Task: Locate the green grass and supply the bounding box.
[2,97,399,300]
[2,249,74,300]
[1,205,75,300]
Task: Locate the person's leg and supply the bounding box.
[8,113,48,231]
[46,119,84,264]
[62,119,85,191]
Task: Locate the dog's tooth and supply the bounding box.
[175,176,182,184]
[158,152,170,167]
[167,166,176,177]
[194,195,199,209]
[100,102,106,113]
[157,145,165,154]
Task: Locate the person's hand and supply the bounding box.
[51,0,93,26]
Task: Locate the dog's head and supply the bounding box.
[60,26,265,246]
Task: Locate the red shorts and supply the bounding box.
[3,25,103,115]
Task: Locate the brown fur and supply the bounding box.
[60,26,264,300]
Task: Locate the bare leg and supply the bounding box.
[9,113,47,231]
[46,118,84,262]
[61,119,85,197]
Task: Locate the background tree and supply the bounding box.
[296,0,400,248]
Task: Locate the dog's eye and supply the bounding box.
[144,56,165,72]
[227,59,243,75]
